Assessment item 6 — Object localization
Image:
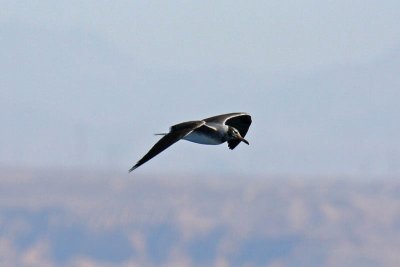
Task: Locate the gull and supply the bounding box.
[129,112,252,172]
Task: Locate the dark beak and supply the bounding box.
[239,136,249,145]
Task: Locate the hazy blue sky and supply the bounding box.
[1,1,400,176]
[3,1,400,71]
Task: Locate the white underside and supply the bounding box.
[183,131,223,145]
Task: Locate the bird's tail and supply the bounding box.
[154,133,167,136]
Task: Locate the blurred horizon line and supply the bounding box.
[1,163,397,182]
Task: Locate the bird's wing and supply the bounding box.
[129,121,204,172]
[203,112,250,125]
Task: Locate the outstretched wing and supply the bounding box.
[129,121,204,172]
[203,112,249,124]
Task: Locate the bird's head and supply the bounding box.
[227,126,249,145]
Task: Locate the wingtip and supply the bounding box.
[128,165,137,173]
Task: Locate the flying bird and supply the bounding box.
[129,112,252,172]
